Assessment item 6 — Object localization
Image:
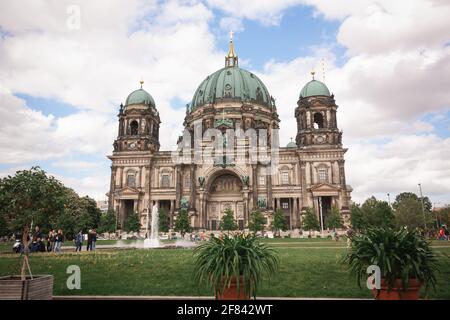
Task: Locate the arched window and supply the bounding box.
[127,173,136,187]
[130,120,139,135]
[313,113,324,129]
[317,168,328,183]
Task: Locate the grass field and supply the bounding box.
[1,239,449,299]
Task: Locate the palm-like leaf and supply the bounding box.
[193,233,279,298]
[343,227,437,293]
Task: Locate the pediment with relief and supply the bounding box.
[309,182,340,196]
[114,186,143,198]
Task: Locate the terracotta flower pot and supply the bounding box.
[373,279,421,300]
[215,276,250,300]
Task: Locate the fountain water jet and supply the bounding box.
[144,204,161,248]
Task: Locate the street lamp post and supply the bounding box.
[418,183,427,230]
[433,202,441,229]
[387,193,391,207]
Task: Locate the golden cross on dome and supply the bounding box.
[229,30,234,42]
[140,79,144,89]
[311,70,315,80]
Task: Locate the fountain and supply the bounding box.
[144,203,161,248]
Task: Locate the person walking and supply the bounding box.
[438,226,445,240]
[87,229,93,251]
[46,229,54,252]
[75,230,83,252]
[91,229,97,251]
[54,229,64,253]
[444,225,449,241]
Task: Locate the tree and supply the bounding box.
[123,212,141,233]
[248,208,266,234]
[56,188,102,239]
[271,209,288,237]
[220,208,238,234]
[0,213,10,238]
[395,192,432,212]
[158,208,169,233]
[302,207,320,236]
[361,196,395,228]
[393,192,433,230]
[0,167,67,280]
[325,205,344,230]
[350,203,365,231]
[435,206,450,228]
[174,208,191,237]
[98,210,117,234]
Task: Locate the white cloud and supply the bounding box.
[206,0,303,26]
[1,0,450,205]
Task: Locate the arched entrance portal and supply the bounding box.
[206,172,245,230]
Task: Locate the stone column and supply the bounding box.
[276,198,281,211]
[175,165,182,208]
[147,160,152,209]
[252,164,258,209]
[170,199,175,228]
[293,197,298,228]
[198,191,206,228]
[133,200,138,214]
[267,168,273,210]
[136,169,140,188]
[108,166,115,210]
[118,201,124,229]
[190,165,196,210]
[338,159,349,209]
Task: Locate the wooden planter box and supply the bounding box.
[0,275,53,300]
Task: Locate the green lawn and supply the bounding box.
[1,244,449,298]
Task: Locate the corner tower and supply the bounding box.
[295,72,342,148]
[295,72,352,226]
[114,81,160,153]
[108,81,160,229]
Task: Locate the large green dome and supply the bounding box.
[125,88,155,106]
[191,66,272,111]
[299,80,331,98]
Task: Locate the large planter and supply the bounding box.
[216,276,250,300]
[373,279,421,300]
[0,275,53,300]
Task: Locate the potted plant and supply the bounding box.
[193,233,279,300]
[344,227,437,300]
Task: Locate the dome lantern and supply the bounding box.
[225,30,238,68]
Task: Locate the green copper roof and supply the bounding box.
[299,80,331,98]
[125,88,155,106]
[191,66,272,111]
[286,141,297,148]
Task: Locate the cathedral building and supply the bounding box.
[107,36,352,231]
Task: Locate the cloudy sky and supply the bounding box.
[0,0,449,205]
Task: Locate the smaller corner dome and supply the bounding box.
[286,141,297,148]
[299,80,331,98]
[125,88,155,106]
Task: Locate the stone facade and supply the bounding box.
[107,41,352,232]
